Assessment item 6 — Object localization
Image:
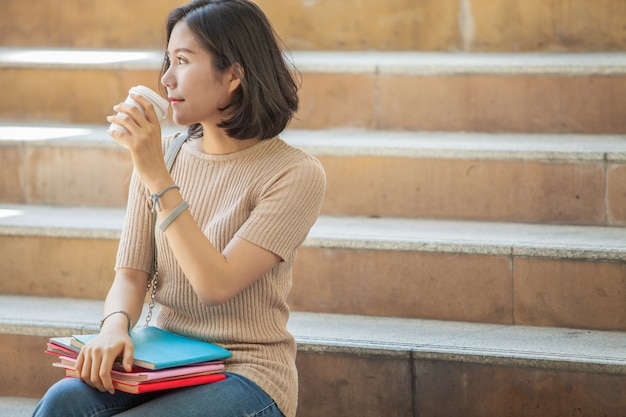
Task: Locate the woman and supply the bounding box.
[33,1,325,416]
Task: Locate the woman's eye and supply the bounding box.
[177,57,185,65]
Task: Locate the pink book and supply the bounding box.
[55,356,225,382]
[61,373,227,394]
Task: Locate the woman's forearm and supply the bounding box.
[145,183,279,307]
[100,268,150,333]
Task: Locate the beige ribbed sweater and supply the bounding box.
[115,134,326,417]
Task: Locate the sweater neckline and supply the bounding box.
[181,136,279,162]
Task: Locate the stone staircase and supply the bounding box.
[1,1,625,416]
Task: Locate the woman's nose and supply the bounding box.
[161,67,174,88]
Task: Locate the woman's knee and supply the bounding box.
[33,378,90,417]
[33,378,139,417]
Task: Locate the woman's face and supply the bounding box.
[161,21,239,128]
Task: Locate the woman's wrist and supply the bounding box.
[149,184,180,212]
[99,310,132,333]
[159,200,190,231]
[147,178,176,198]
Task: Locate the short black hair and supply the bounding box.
[160,0,300,140]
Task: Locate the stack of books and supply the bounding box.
[46,326,232,394]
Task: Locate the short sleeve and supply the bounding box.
[235,155,326,262]
[114,168,155,273]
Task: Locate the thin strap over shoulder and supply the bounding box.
[146,131,188,326]
[164,131,188,171]
[152,130,188,231]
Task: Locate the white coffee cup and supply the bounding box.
[109,85,170,134]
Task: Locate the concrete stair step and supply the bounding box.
[1,294,626,416]
[0,123,178,209]
[1,0,624,52]
[0,397,39,417]
[2,48,626,133]
[287,130,626,226]
[2,123,625,225]
[0,204,624,331]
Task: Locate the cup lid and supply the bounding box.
[129,85,169,117]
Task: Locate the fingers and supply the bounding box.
[107,95,157,130]
[98,354,117,394]
[78,347,107,393]
[77,351,90,384]
[76,343,120,394]
[122,343,135,373]
[107,102,145,136]
[106,97,160,142]
[74,350,85,374]
[131,94,159,122]
[78,350,99,390]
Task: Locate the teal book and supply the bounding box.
[72,326,232,370]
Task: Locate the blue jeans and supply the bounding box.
[33,372,285,417]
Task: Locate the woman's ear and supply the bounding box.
[228,63,243,94]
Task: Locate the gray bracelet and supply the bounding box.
[149,185,180,212]
[159,200,190,232]
[99,310,132,333]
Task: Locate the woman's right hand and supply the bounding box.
[74,326,135,394]
[106,94,168,188]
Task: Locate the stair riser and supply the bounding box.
[3,143,625,226]
[465,0,626,52]
[413,359,626,417]
[2,234,624,331]
[291,248,626,331]
[0,236,116,300]
[514,258,626,330]
[2,0,625,52]
[609,164,626,225]
[3,68,626,134]
[0,68,164,126]
[373,73,626,134]
[2,145,132,208]
[3,334,625,417]
[0,145,22,203]
[0,335,53,398]
[255,0,460,52]
[319,156,621,226]
[0,0,177,49]
[296,351,413,417]
[260,0,626,52]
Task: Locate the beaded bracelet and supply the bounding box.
[149,185,180,212]
[159,200,190,232]
[99,310,132,333]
